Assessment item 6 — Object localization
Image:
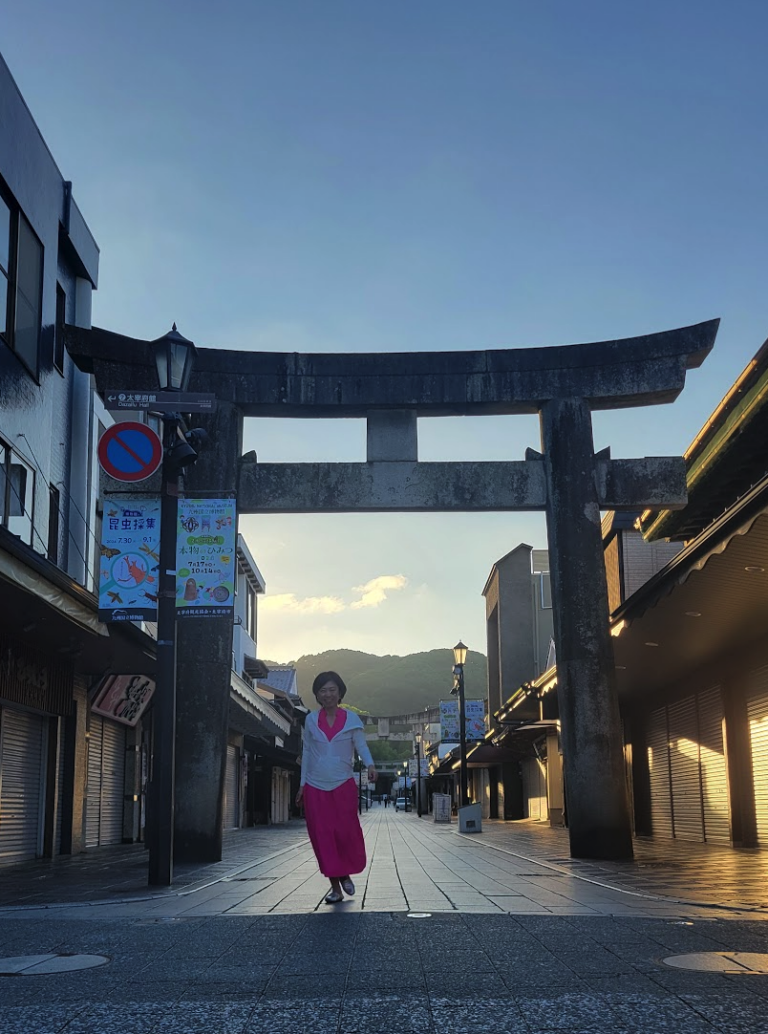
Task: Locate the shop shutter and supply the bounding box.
[86,717,126,848]
[747,664,768,847]
[522,757,547,820]
[697,686,731,845]
[224,745,238,829]
[54,724,65,856]
[85,718,103,848]
[647,706,673,838]
[668,696,704,841]
[0,708,46,864]
[100,722,125,845]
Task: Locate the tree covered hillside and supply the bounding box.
[264,648,487,715]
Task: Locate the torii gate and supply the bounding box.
[68,318,718,862]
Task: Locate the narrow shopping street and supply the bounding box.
[2,811,768,1032]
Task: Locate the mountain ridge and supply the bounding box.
[263,647,487,715]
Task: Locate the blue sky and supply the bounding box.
[4,2,767,665]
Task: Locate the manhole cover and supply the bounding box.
[0,954,109,975]
[664,952,768,974]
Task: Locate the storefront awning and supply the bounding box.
[230,671,291,738]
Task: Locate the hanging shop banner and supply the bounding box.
[439,698,487,743]
[98,497,161,622]
[465,699,487,741]
[91,674,156,727]
[176,498,237,618]
[439,699,460,742]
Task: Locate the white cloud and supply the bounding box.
[261,593,346,615]
[350,574,408,610]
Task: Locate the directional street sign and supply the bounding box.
[104,390,217,414]
[98,422,163,482]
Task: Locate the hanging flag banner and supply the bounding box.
[408,758,430,778]
[176,498,237,618]
[439,699,460,742]
[465,699,487,741]
[439,698,487,742]
[98,497,161,622]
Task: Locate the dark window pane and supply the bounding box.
[0,270,7,339]
[8,453,33,545]
[0,197,9,274]
[14,293,39,371]
[0,442,7,523]
[48,485,60,563]
[54,284,66,371]
[15,215,42,373]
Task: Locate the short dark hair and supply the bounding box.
[312,671,347,700]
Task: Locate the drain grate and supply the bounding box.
[664,952,768,974]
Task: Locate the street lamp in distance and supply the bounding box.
[452,640,469,809]
[414,733,423,818]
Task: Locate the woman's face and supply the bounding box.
[316,680,341,708]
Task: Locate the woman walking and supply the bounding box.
[296,671,377,904]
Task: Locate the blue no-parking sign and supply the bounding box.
[98,422,163,482]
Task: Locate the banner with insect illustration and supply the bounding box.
[98,497,161,621]
[176,498,237,618]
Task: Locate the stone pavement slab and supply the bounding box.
[1,912,768,1032]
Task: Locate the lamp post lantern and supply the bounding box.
[452,640,469,809]
[414,733,423,818]
[147,325,198,886]
[150,323,198,392]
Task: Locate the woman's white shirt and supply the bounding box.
[300,708,374,791]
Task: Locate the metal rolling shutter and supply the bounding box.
[100,722,125,845]
[224,745,238,829]
[647,706,673,839]
[0,708,46,864]
[697,687,731,845]
[522,758,547,821]
[86,717,126,848]
[747,665,768,846]
[668,696,704,842]
[85,718,103,848]
[54,724,65,856]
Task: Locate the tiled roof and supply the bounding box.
[261,667,298,695]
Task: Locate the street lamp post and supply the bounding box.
[414,733,422,818]
[147,325,198,887]
[452,640,469,809]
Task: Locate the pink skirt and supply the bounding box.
[303,778,366,878]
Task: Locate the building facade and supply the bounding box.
[0,53,156,866]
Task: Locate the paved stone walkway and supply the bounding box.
[2,809,768,1031]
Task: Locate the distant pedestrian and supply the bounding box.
[296,671,377,904]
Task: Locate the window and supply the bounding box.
[245,584,256,640]
[47,485,60,563]
[0,189,43,377]
[54,283,66,373]
[0,197,9,338]
[0,440,35,545]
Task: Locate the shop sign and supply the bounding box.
[92,674,156,727]
[98,497,161,622]
[176,498,237,618]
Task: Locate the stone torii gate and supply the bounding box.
[68,318,718,862]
